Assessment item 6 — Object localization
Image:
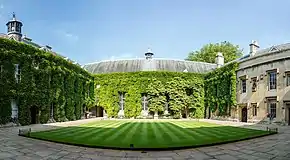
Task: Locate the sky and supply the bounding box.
[0,0,290,65]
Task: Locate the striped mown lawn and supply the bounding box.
[27,120,274,150]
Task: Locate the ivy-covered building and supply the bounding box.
[83,49,224,119]
[84,40,290,125]
[1,13,290,125]
[0,14,95,126]
[0,13,77,64]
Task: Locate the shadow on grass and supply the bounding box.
[20,121,278,151]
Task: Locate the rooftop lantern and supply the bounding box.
[145,48,154,60]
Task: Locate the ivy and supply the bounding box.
[0,38,94,125]
[1,37,239,123]
[95,72,205,118]
[204,62,238,116]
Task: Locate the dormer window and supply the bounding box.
[269,46,279,52]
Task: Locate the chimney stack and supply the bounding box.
[249,40,259,56]
[215,52,224,68]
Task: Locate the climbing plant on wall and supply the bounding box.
[0,38,95,125]
[204,62,238,116]
[94,72,205,118]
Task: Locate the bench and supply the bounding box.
[266,127,278,133]
[19,128,31,136]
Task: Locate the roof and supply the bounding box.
[22,38,41,48]
[83,58,217,74]
[223,42,290,67]
[254,43,290,56]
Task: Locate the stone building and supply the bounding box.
[2,14,290,125]
[233,41,290,125]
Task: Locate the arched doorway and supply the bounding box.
[96,106,104,117]
[30,106,39,124]
[241,107,247,122]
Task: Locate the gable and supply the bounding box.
[269,46,279,52]
[9,36,16,41]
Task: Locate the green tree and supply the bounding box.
[186,41,243,63]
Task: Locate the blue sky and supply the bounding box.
[0,0,290,64]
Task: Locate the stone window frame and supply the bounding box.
[14,64,21,83]
[250,76,258,92]
[239,75,248,94]
[119,91,126,111]
[265,97,278,119]
[251,103,257,117]
[11,99,19,119]
[141,93,148,111]
[265,69,279,91]
[0,64,3,79]
[283,71,290,87]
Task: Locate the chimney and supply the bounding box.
[215,52,224,68]
[249,40,259,56]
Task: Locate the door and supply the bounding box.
[241,107,247,122]
[30,106,38,124]
[288,107,290,125]
[287,104,290,125]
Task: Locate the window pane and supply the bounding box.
[269,72,277,90]
[287,75,290,86]
[242,80,246,93]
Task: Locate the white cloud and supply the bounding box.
[0,4,4,9]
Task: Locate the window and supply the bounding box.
[141,94,148,111]
[241,79,246,93]
[268,100,276,118]
[286,74,290,86]
[0,65,3,78]
[11,99,18,119]
[269,72,277,90]
[14,64,21,83]
[252,77,257,92]
[252,104,257,116]
[119,92,125,110]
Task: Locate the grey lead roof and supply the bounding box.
[84,58,217,74]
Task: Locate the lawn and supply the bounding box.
[27,120,274,150]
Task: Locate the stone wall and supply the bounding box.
[236,49,290,124]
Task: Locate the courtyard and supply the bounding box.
[1,119,290,160]
[26,120,273,150]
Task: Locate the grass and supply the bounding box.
[27,120,275,150]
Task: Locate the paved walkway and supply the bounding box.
[0,119,290,160]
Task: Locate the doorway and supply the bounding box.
[96,106,104,117]
[288,107,290,125]
[241,107,248,122]
[287,103,290,125]
[30,106,38,124]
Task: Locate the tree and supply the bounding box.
[186,41,243,64]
